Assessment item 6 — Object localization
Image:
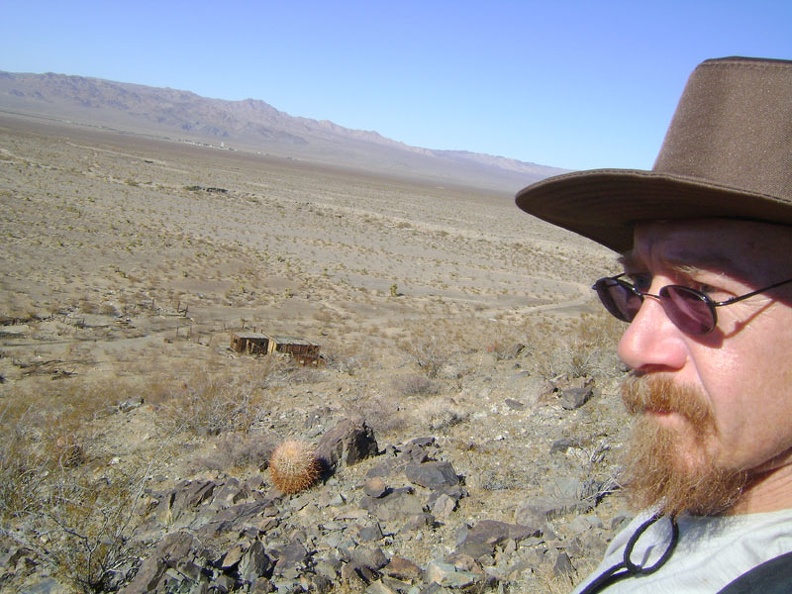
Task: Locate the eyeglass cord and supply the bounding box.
[576,513,679,594]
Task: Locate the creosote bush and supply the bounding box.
[519,313,623,379]
[0,407,45,520]
[160,366,273,436]
[42,466,144,593]
[0,378,149,593]
[393,374,441,396]
[0,377,137,523]
[402,335,451,378]
[190,432,277,473]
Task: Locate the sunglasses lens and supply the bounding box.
[594,279,642,323]
[659,286,714,335]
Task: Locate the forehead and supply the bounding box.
[628,219,792,278]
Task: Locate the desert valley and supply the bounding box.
[0,83,631,594]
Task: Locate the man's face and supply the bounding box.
[615,219,792,515]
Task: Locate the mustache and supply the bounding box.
[621,375,713,428]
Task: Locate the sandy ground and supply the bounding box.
[0,113,630,592]
[0,112,617,388]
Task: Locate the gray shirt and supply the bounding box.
[572,507,792,593]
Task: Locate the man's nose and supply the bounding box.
[617,295,688,373]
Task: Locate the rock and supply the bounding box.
[405,461,459,489]
[560,386,594,410]
[20,429,622,593]
[249,578,277,593]
[195,498,277,540]
[401,437,437,462]
[118,396,144,412]
[341,562,369,588]
[401,512,436,532]
[305,574,333,593]
[549,376,596,410]
[351,546,389,571]
[550,437,579,454]
[222,544,244,569]
[382,556,423,581]
[363,476,389,498]
[16,577,66,594]
[274,537,310,577]
[316,418,380,472]
[239,541,274,581]
[424,560,479,589]
[360,487,424,522]
[455,520,541,559]
[212,477,251,507]
[430,492,457,517]
[358,521,384,542]
[365,580,399,594]
[119,530,205,593]
[554,551,574,576]
[166,479,216,522]
[210,573,236,591]
[515,495,578,524]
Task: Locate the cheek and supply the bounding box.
[696,329,792,468]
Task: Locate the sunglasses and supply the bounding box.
[592,273,792,336]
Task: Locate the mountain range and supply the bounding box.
[0,70,569,192]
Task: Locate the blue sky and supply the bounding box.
[1,1,790,171]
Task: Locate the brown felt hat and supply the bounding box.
[515,56,792,253]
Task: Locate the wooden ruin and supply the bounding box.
[230,332,321,365]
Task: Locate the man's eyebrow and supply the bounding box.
[617,249,744,278]
[663,251,742,276]
[617,252,640,271]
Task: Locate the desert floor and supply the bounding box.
[0,112,631,593]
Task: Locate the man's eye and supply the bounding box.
[682,278,718,295]
[694,283,716,295]
[629,274,652,291]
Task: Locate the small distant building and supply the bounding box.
[230,332,270,355]
[230,332,321,365]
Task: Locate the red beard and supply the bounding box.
[620,376,747,516]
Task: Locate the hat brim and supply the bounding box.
[515,169,792,254]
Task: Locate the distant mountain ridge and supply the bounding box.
[0,70,569,192]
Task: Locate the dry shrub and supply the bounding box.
[190,432,277,473]
[159,366,271,436]
[402,334,451,378]
[99,303,119,316]
[283,365,326,385]
[519,313,623,379]
[0,376,142,522]
[41,465,144,593]
[322,343,373,376]
[527,555,601,594]
[0,406,46,520]
[0,377,151,593]
[349,395,410,443]
[392,374,441,396]
[395,396,469,435]
[3,375,134,428]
